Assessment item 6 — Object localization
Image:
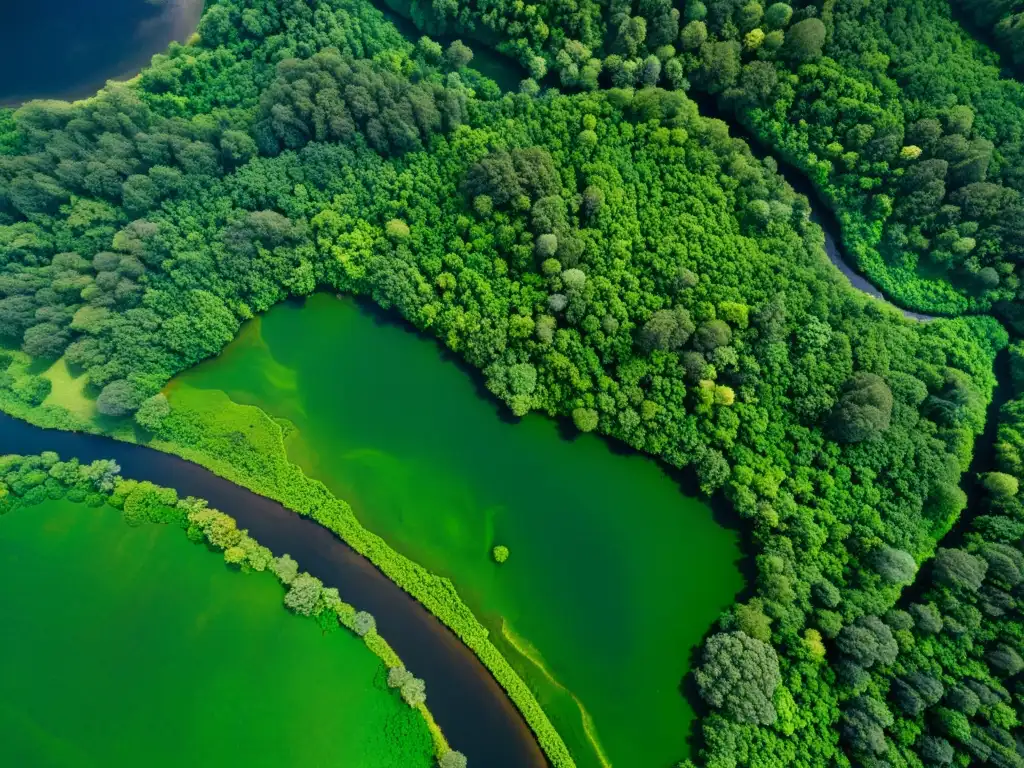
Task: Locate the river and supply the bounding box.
[0,4,947,766]
[0,411,547,768]
[0,496,434,766]
[0,89,935,768]
[0,0,203,106]
[363,0,942,325]
[371,0,527,92]
[683,92,941,323]
[169,293,743,768]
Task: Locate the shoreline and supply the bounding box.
[0,458,448,765]
[0,0,203,109]
[0,409,550,768]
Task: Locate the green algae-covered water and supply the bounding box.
[172,293,745,768]
[0,496,433,767]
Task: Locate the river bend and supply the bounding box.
[0,411,547,768]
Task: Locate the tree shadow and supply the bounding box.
[349,292,523,425]
[899,346,1013,607]
[26,356,52,376]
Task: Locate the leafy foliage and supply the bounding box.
[695,630,781,725]
[0,1,1016,767]
[408,0,1024,316]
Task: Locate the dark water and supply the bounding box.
[0,411,547,768]
[0,0,203,106]
[371,0,527,91]
[171,293,742,767]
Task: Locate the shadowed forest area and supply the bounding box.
[1,0,1023,766]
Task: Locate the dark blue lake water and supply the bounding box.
[0,0,202,105]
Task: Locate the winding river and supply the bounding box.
[0,411,546,768]
[0,3,948,764]
[1,496,434,766]
[0,115,938,768]
[793,185,937,322]
[168,293,743,768]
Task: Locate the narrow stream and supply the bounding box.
[687,92,941,323]
[363,0,941,328]
[168,293,742,768]
[0,91,942,768]
[0,7,962,764]
[0,411,547,768]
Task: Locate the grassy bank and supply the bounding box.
[0,451,448,765]
[0,346,571,766]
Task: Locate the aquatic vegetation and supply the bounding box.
[0,0,1021,765]
[168,293,742,767]
[0,451,449,767]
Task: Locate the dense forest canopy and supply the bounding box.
[0,0,1021,766]
[390,0,1024,318]
[953,0,1024,74]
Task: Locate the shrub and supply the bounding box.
[353,610,377,637]
[135,393,171,432]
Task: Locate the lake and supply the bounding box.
[0,408,546,767]
[0,496,433,766]
[0,0,202,106]
[172,292,745,768]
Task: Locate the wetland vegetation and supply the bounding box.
[0,414,541,768]
[0,452,445,767]
[1,0,1023,766]
[171,291,744,767]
